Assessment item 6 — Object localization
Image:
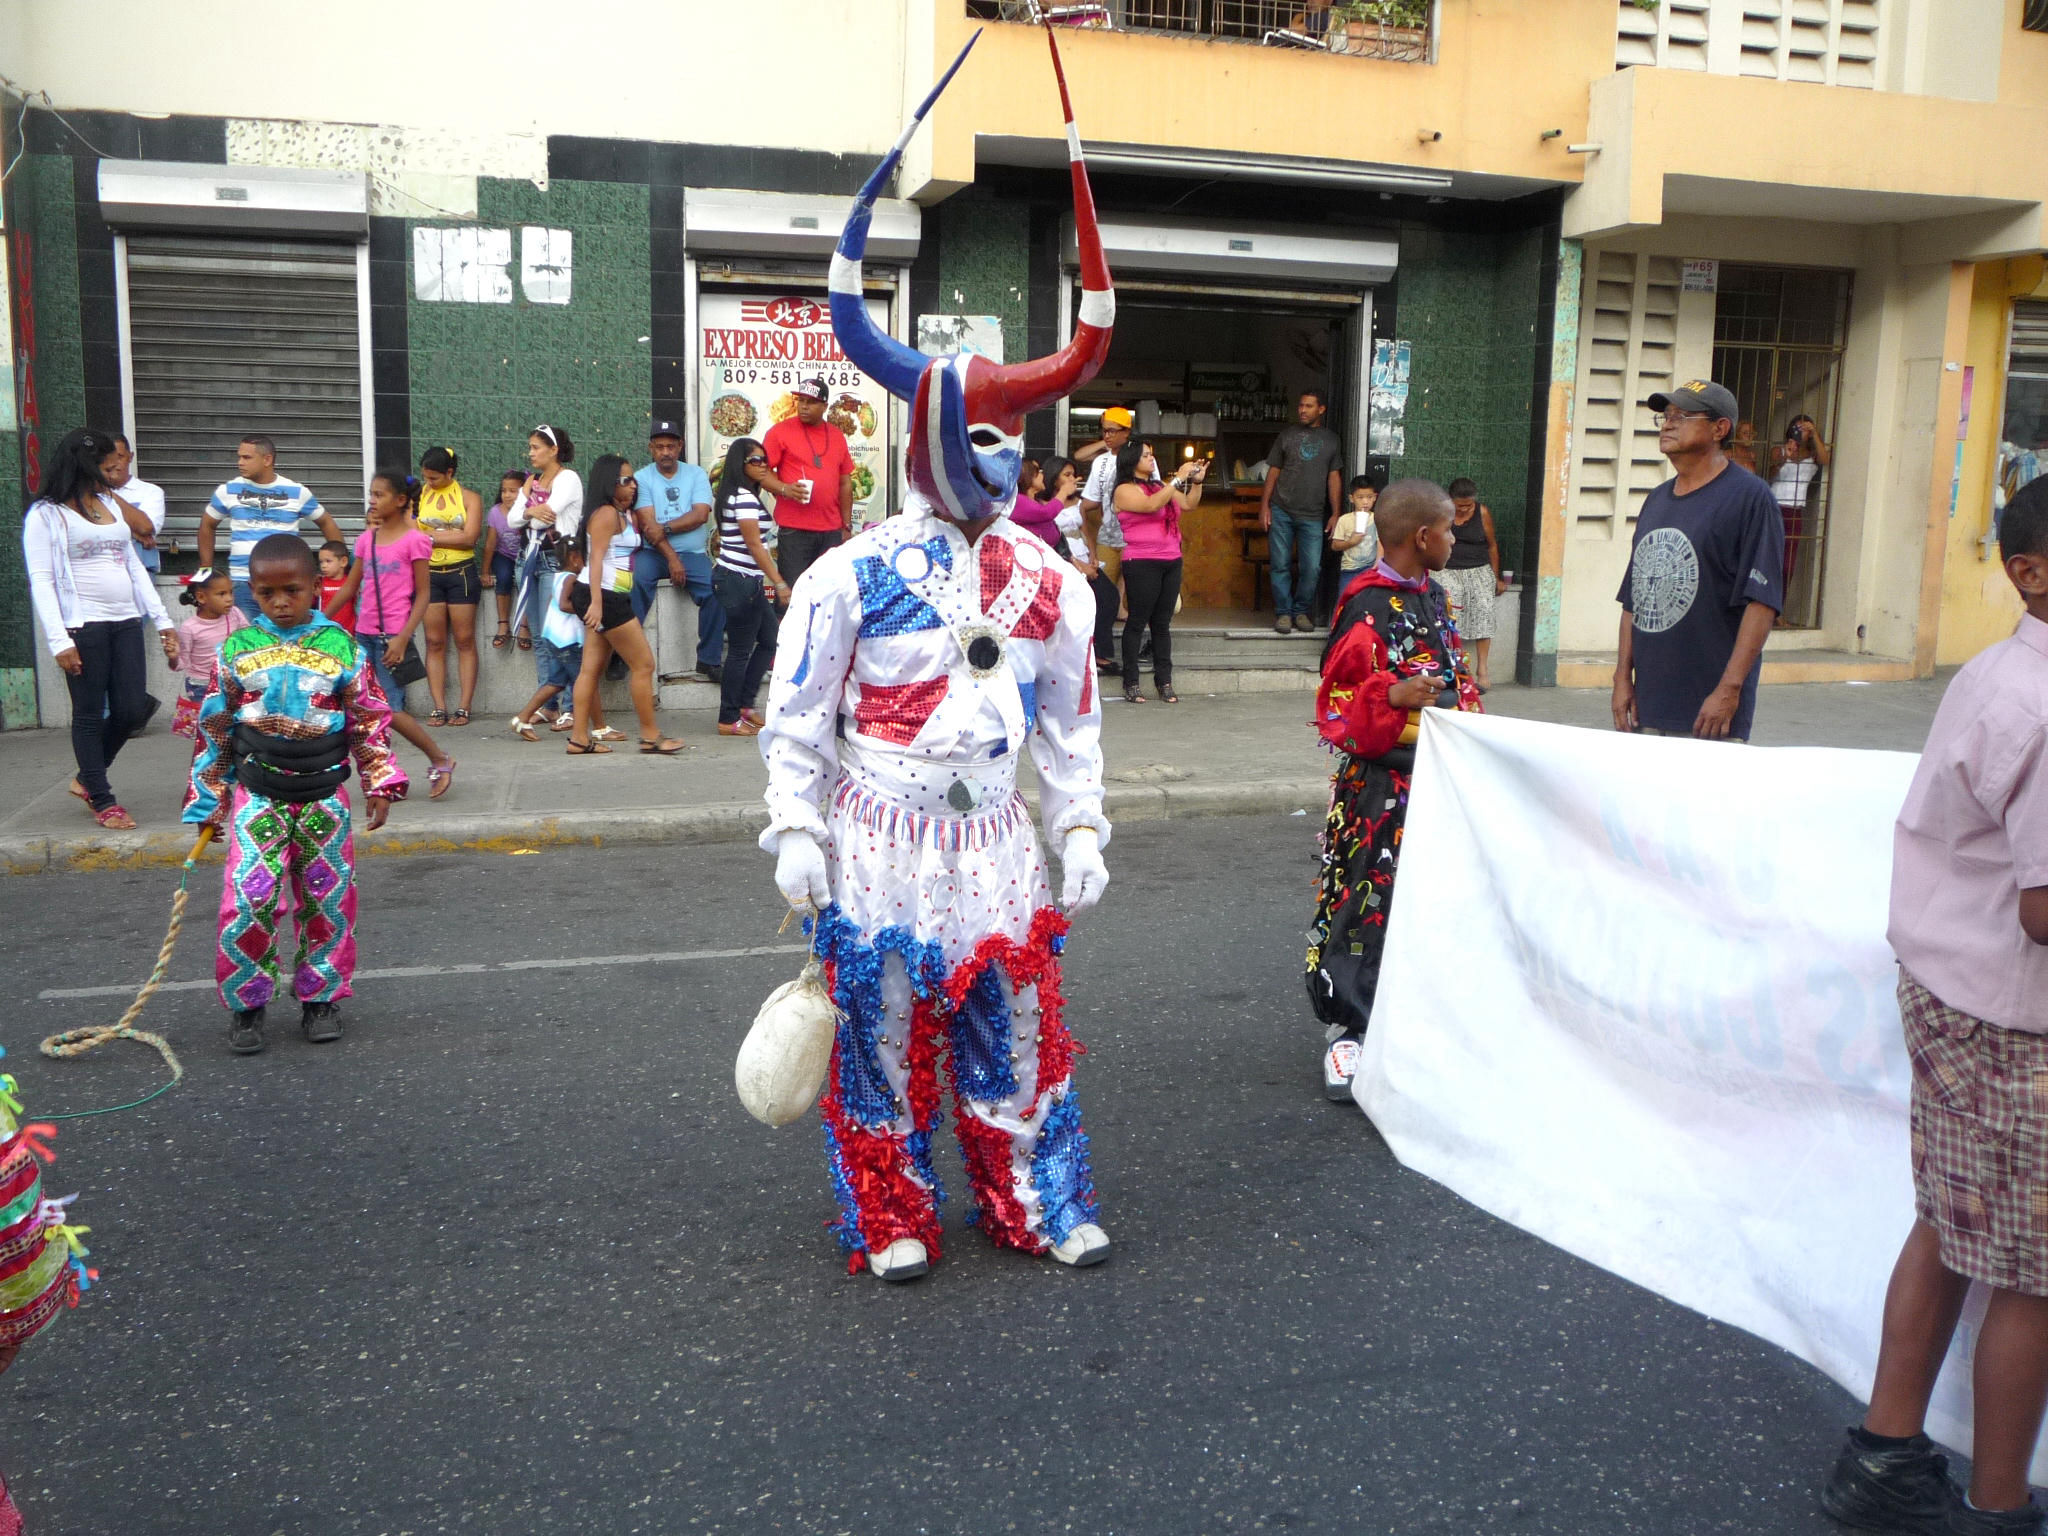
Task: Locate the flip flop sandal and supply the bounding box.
[492,625,511,650]
[510,716,539,741]
[427,759,456,799]
[549,713,576,732]
[94,804,136,830]
[67,779,91,807]
[427,709,450,726]
[449,709,471,727]
[639,737,688,755]
[592,726,626,743]
[565,739,612,755]
[517,632,533,650]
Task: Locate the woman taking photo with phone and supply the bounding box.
[564,454,684,756]
[1112,440,1205,704]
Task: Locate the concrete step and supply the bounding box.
[1556,647,1917,687]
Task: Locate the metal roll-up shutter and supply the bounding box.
[125,235,366,551]
[2013,300,2048,365]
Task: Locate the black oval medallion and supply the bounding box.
[967,635,1002,671]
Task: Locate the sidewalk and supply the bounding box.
[0,675,1947,872]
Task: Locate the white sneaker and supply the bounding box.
[1323,1034,1362,1101]
[868,1238,929,1282]
[1049,1222,1111,1268]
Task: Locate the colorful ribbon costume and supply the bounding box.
[183,612,408,1014]
[758,26,1118,1274]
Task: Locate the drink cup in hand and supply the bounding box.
[795,478,815,505]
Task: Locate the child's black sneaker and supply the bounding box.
[1946,1495,2046,1535]
[300,1001,344,1044]
[227,1008,266,1055]
[1820,1426,1951,1532]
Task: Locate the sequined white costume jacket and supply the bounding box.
[758,508,1109,950]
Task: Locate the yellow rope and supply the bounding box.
[37,826,215,1092]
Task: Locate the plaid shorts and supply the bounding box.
[1902,968,2048,1296]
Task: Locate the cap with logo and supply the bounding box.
[1101,406,1134,430]
[1647,379,1740,425]
[649,419,683,441]
[792,376,830,402]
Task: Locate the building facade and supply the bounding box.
[1,0,2042,725]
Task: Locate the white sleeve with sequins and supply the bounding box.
[757,550,860,851]
[1028,564,1112,851]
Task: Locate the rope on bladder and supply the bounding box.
[36,825,215,1119]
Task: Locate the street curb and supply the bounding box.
[0,779,1334,874]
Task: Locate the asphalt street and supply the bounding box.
[1,820,1864,1535]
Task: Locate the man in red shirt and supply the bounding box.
[752,374,856,589]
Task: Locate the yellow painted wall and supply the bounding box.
[1936,257,2043,664]
[915,0,1615,197]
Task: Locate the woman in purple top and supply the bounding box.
[1008,457,1067,548]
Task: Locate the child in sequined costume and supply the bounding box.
[184,534,407,1055]
[1306,480,1483,1103]
[0,1043,98,1532]
[757,26,1116,1283]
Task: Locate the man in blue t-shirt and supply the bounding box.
[631,420,725,679]
[1612,379,1785,742]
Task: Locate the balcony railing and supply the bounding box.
[967,1,1433,62]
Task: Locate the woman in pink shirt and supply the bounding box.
[323,471,456,798]
[1111,440,1206,704]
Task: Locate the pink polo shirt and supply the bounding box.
[1888,612,2048,1032]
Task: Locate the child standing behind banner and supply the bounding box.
[1820,477,2048,1536]
[1305,479,1482,1103]
[185,534,408,1057]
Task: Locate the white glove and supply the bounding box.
[774,829,832,912]
[1060,828,1109,916]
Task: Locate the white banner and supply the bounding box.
[1359,710,2048,1479]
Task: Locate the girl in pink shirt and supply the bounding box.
[322,471,456,798]
[1111,440,1206,703]
[173,568,248,738]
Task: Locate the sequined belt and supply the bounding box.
[839,740,1019,819]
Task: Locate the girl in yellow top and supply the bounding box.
[416,446,485,726]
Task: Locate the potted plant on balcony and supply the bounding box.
[1328,0,1430,58]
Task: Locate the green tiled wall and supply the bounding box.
[406,177,652,479]
[1389,224,1549,561]
[936,189,1030,363]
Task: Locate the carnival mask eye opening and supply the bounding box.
[969,429,1004,449]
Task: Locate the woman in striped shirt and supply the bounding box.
[711,437,788,737]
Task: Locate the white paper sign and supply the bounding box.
[413,227,512,304]
[520,226,572,306]
[1359,711,2048,1481]
[1682,258,1720,293]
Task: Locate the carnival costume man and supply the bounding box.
[756,29,1117,1283]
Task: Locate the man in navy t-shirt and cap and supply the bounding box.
[1612,378,1785,742]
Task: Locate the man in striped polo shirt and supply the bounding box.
[198,435,346,617]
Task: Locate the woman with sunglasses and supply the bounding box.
[710,438,788,736]
[564,454,684,755]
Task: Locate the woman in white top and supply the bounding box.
[1769,413,1830,593]
[563,454,683,756]
[21,427,180,828]
[508,423,585,646]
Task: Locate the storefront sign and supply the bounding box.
[698,292,891,524]
[1682,259,1720,294]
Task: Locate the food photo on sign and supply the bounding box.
[698,293,893,525]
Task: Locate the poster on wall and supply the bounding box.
[698,292,892,526]
[1369,338,1411,456]
[917,314,1002,360]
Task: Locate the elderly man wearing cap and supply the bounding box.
[1613,378,1785,743]
[752,374,856,590]
[1074,405,1133,662]
[631,420,725,681]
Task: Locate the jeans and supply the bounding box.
[516,542,560,641]
[1267,509,1325,620]
[1121,557,1181,688]
[712,566,779,725]
[1089,567,1121,662]
[629,546,726,669]
[64,618,157,811]
[776,527,842,590]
